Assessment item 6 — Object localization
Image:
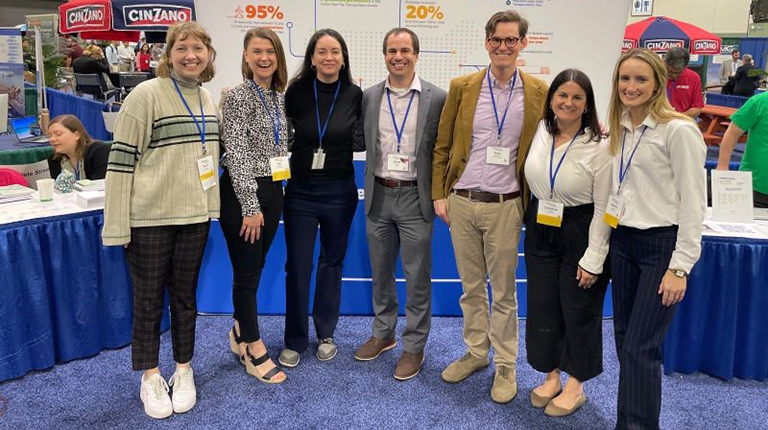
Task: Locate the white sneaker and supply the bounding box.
[139,373,172,419]
[168,367,196,414]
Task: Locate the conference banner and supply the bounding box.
[196,0,631,119]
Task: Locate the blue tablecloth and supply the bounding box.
[45,87,119,142]
[706,93,749,109]
[663,235,768,381]
[0,211,167,383]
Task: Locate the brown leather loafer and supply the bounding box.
[394,351,424,381]
[354,336,396,361]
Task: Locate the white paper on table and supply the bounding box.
[711,170,754,223]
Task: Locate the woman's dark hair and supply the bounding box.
[289,28,353,86]
[543,68,603,142]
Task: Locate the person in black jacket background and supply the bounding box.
[732,54,760,97]
[73,45,111,91]
[47,114,110,180]
[278,28,363,368]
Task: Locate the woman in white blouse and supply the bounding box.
[606,48,706,430]
[523,69,611,417]
[220,27,289,384]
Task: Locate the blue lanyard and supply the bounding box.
[618,125,648,192]
[549,129,582,199]
[171,78,207,154]
[72,160,81,181]
[386,88,416,152]
[313,78,341,149]
[487,67,517,142]
[251,81,281,147]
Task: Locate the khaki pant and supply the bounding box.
[447,192,523,367]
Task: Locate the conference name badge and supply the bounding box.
[537,200,564,227]
[486,146,510,165]
[270,156,291,181]
[312,148,326,170]
[603,194,625,228]
[387,154,410,172]
[197,155,216,191]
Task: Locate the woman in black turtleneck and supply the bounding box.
[279,29,363,368]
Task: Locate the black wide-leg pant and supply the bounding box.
[524,198,609,382]
[282,176,358,353]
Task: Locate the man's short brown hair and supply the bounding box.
[485,10,528,39]
[382,27,420,55]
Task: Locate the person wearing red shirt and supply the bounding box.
[136,43,151,72]
[664,47,703,117]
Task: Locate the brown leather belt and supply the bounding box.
[453,188,520,203]
[375,177,417,188]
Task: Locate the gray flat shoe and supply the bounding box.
[317,338,337,361]
[278,348,300,368]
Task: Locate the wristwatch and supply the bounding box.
[670,268,687,278]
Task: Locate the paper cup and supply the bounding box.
[37,179,54,202]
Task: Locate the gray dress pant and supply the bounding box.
[366,182,433,353]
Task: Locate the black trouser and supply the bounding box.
[755,190,768,208]
[126,222,210,370]
[610,225,678,430]
[219,170,283,343]
[524,199,609,382]
[283,176,358,352]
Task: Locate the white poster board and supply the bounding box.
[711,169,754,223]
[0,160,50,190]
[195,0,631,121]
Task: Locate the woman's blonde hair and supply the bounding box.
[156,21,216,83]
[83,44,103,58]
[241,28,287,92]
[607,48,692,154]
[49,115,93,161]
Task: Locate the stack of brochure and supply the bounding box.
[74,179,106,192]
[0,184,35,204]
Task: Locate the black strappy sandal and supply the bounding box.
[245,348,286,384]
[229,325,246,365]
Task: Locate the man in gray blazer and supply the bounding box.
[720,49,742,84]
[352,27,447,380]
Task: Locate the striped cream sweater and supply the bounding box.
[102,76,220,246]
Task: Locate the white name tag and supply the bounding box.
[603,194,625,228]
[537,200,564,227]
[269,156,291,181]
[486,146,510,165]
[311,149,326,170]
[387,154,410,172]
[197,155,216,191]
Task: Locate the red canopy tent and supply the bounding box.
[58,0,140,42]
[623,16,722,55]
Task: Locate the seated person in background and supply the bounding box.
[47,114,111,180]
[664,47,703,118]
[73,45,111,91]
[733,54,760,98]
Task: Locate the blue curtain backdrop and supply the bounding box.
[740,37,768,70]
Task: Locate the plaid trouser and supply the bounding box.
[125,222,210,370]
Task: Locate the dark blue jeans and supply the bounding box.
[283,176,358,352]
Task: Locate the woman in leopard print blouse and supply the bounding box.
[220,27,289,384]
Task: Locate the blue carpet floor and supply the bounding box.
[0,316,765,429]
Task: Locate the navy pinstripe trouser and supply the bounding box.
[610,225,678,430]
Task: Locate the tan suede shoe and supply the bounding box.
[441,352,489,383]
[490,366,518,404]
